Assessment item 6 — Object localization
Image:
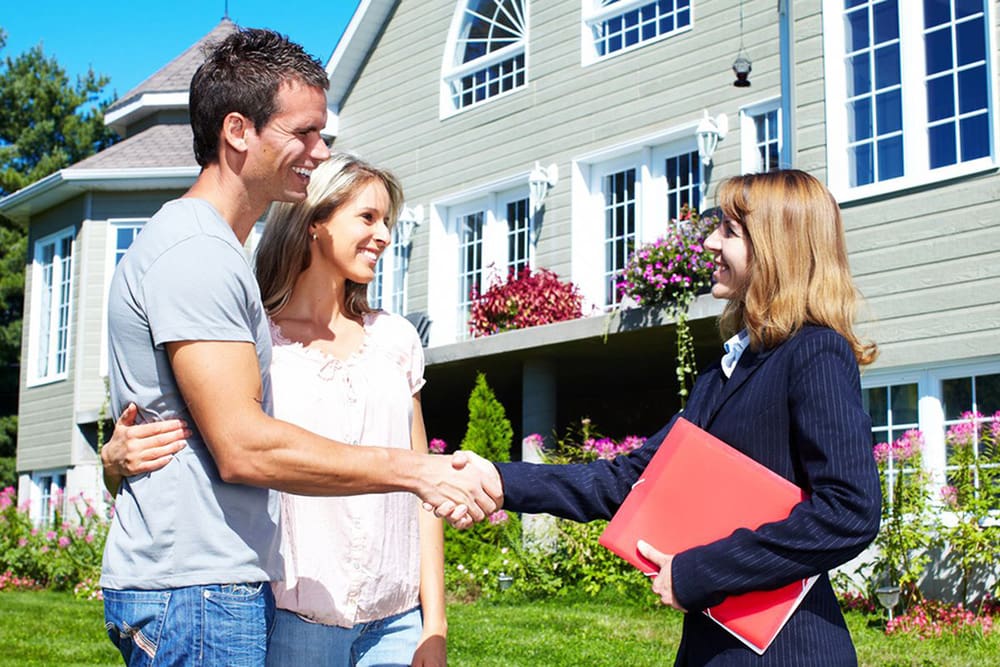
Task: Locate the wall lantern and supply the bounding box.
[528,161,559,214]
[696,111,729,166]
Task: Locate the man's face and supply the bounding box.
[244,79,330,205]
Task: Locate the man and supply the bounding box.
[101,28,500,666]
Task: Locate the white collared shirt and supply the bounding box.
[721,329,750,378]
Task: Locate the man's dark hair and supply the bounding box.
[189,27,329,167]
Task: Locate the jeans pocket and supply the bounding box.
[217,581,266,601]
[103,589,171,666]
[202,582,271,666]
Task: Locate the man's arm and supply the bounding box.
[167,339,500,520]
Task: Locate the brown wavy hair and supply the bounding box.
[715,169,877,366]
[255,152,404,318]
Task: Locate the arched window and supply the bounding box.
[442,0,527,115]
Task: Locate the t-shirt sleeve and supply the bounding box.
[406,321,426,396]
[141,236,258,347]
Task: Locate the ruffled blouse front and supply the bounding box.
[268,311,426,627]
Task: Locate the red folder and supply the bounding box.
[598,417,816,655]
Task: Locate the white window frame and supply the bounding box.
[581,0,694,66]
[740,98,786,173]
[440,0,529,118]
[99,219,147,377]
[27,227,75,386]
[427,175,533,344]
[822,0,998,203]
[861,357,1000,509]
[28,469,66,527]
[571,120,701,309]
[368,225,409,314]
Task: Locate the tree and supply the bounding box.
[0,29,119,482]
[459,372,513,462]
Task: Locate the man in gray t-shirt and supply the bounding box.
[100,29,501,666]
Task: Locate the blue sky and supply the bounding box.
[2,1,361,99]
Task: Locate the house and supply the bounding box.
[2,0,998,531]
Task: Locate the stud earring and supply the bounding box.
[311,232,317,241]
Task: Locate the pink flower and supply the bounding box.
[58,536,70,549]
[488,510,509,525]
[85,534,95,543]
[45,530,56,541]
[17,538,27,548]
[940,485,958,508]
[428,438,447,454]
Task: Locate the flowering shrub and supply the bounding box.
[837,589,877,615]
[468,268,583,337]
[886,598,996,638]
[0,486,110,591]
[581,435,645,461]
[616,206,720,404]
[938,411,1000,605]
[0,569,41,591]
[869,430,935,608]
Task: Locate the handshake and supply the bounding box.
[418,450,504,529]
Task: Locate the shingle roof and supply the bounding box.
[107,18,237,113]
[73,124,196,170]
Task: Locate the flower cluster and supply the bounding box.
[886,599,996,638]
[468,268,583,337]
[872,429,924,463]
[0,486,110,591]
[428,438,447,454]
[615,206,717,308]
[0,569,41,591]
[488,510,509,525]
[837,589,877,614]
[581,435,646,460]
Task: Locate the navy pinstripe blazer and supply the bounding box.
[497,326,881,666]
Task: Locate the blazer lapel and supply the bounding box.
[701,346,777,429]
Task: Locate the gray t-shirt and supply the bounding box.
[101,198,282,590]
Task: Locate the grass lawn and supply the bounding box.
[2,589,997,666]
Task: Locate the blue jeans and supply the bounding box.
[266,606,422,667]
[104,582,275,666]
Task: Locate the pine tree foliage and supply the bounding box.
[459,372,513,463]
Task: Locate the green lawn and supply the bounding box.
[1,590,997,666]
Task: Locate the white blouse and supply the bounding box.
[268,311,426,627]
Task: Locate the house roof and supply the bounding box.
[74,124,197,170]
[105,18,237,133]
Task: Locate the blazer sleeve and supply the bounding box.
[496,417,676,522]
[671,329,882,612]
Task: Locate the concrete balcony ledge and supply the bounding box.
[426,293,723,366]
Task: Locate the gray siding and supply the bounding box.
[18,197,86,472]
[334,0,784,315]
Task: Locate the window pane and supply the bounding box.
[848,53,872,96]
[923,0,951,27]
[943,377,972,420]
[955,16,986,66]
[924,27,952,75]
[877,135,904,180]
[874,44,900,88]
[929,122,957,168]
[845,8,870,51]
[850,143,875,186]
[959,113,989,161]
[876,89,902,133]
[957,65,988,114]
[926,75,955,121]
[864,386,889,427]
[975,373,1000,415]
[872,0,899,43]
[849,98,873,140]
[890,383,919,424]
[955,0,983,19]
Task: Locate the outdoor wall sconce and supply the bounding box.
[696,111,729,166]
[396,204,423,275]
[529,161,559,214]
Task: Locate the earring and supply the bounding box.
[311,232,317,241]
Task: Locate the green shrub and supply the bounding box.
[459,372,513,463]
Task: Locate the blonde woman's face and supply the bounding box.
[310,181,392,284]
[704,216,750,300]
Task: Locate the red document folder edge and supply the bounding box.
[598,417,817,655]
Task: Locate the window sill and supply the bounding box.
[832,160,998,207]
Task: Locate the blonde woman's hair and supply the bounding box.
[255,152,404,318]
[715,169,877,366]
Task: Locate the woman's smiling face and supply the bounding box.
[704,215,750,300]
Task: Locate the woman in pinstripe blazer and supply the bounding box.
[493,169,882,666]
